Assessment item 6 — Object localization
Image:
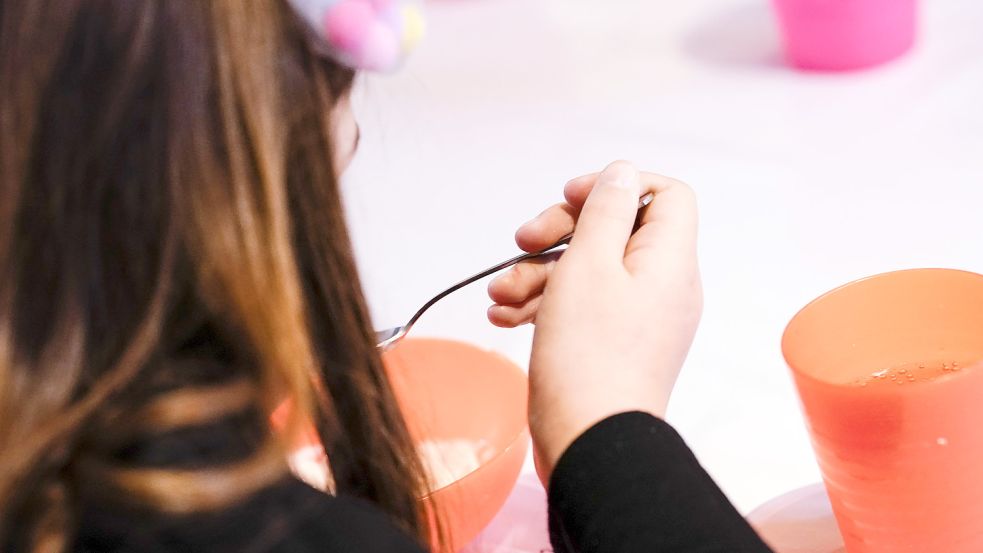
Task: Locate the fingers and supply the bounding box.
[560,169,699,276]
[562,172,598,208]
[513,171,604,254]
[623,175,699,275]
[564,161,641,266]
[515,203,578,253]
[487,295,543,328]
[513,171,610,253]
[510,162,697,280]
[487,252,561,305]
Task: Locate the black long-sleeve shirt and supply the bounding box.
[74,412,773,552]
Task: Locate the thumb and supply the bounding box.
[567,161,641,266]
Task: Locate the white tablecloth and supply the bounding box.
[343,0,983,522]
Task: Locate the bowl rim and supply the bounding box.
[419,426,530,498]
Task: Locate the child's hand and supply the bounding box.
[489,161,702,483]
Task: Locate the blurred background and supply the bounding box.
[342,0,983,515]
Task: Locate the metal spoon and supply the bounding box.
[375,192,655,350]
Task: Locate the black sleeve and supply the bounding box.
[547,411,774,553]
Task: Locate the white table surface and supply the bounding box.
[342,0,983,515]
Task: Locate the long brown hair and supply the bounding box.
[0,0,430,550]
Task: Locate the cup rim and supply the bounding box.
[781,267,983,387]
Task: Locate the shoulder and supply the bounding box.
[74,477,426,553]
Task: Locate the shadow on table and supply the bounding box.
[681,2,785,70]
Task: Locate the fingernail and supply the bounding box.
[599,162,639,190]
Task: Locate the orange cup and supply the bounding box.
[782,269,983,552]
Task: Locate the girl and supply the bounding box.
[0,0,773,551]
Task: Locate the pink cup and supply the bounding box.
[772,0,917,71]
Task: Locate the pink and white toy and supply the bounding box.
[290,0,424,72]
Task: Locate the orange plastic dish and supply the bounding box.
[274,338,529,553]
[385,338,529,552]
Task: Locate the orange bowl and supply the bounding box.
[276,338,529,552]
[384,338,529,552]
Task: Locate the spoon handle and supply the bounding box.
[401,192,655,332]
[401,241,566,332]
